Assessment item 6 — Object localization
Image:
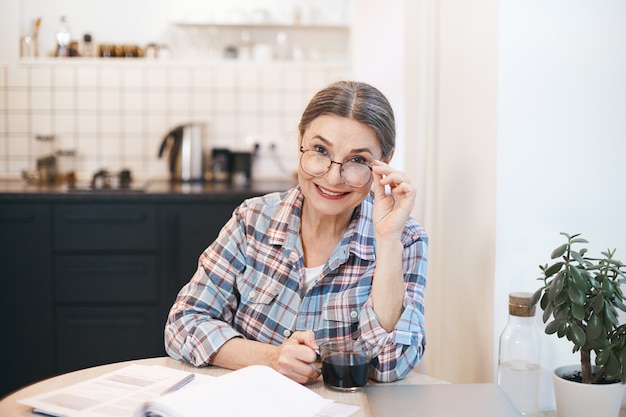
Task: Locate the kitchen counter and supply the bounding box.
[0,178,297,202]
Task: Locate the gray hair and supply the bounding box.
[298,81,396,160]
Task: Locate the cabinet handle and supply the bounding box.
[67,317,148,327]
[65,266,147,275]
[0,213,35,223]
[63,213,146,224]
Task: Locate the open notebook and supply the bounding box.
[367,383,522,417]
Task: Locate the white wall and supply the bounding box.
[351,0,406,171]
[495,0,626,410]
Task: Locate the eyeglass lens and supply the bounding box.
[300,150,372,188]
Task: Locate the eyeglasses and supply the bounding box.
[299,146,374,188]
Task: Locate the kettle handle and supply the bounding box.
[158,132,172,158]
[158,126,184,175]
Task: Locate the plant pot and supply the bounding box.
[552,365,625,417]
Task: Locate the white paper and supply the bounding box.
[19,365,211,417]
[136,365,340,417]
[20,364,360,417]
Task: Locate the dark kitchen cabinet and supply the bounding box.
[0,179,292,397]
[0,204,54,396]
[56,306,162,372]
[52,203,162,375]
[160,203,236,310]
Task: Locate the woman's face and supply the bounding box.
[298,114,382,218]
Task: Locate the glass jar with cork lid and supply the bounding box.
[497,292,541,416]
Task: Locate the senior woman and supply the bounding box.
[164,80,428,384]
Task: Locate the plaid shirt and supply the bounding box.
[165,186,428,382]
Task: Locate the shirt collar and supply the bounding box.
[266,187,376,262]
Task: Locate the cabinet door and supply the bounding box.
[55,255,158,302]
[56,306,163,373]
[54,204,157,251]
[0,204,54,396]
[160,203,237,312]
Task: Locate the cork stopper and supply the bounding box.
[508,292,536,317]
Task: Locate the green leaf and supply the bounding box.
[546,320,561,335]
[594,294,605,312]
[570,303,585,321]
[555,290,569,306]
[619,347,626,366]
[604,354,621,381]
[596,348,610,366]
[542,301,554,323]
[589,339,605,350]
[567,324,586,346]
[545,261,564,277]
[614,297,626,313]
[551,244,568,259]
[603,278,615,295]
[587,314,603,339]
[568,284,586,306]
[530,288,542,307]
[605,302,619,328]
[570,266,589,290]
[554,305,568,320]
[571,250,585,264]
[548,271,565,300]
[570,238,589,245]
[540,292,549,310]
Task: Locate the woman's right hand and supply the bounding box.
[272,331,320,384]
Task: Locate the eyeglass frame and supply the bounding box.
[298,146,376,188]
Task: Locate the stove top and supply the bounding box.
[65,182,149,193]
[65,169,148,193]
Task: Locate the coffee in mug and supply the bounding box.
[319,340,371,392]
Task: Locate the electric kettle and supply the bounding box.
[158,123,205,182]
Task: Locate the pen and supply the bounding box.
[311,348,322,374]
[161,373,195,396]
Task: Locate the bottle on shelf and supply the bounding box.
[55,16,71,57]
[497,292,541,416]
[81,33,94,57]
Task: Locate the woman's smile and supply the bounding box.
[314,183,349,199]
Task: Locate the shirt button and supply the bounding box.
[350,310,358,319]
[248,291,256,300]
[283,329,291,338]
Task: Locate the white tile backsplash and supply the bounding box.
[54,90,75,110]
[0,61,349,179]
[8,90,29,110]
[53,67,75,87]
[31,67,52,87]
[77,67,99,87]
[8,113,28,133]
[7,67,29,87]
[31,113,52,132]
[31,90,52,111]
[77,90,99,111]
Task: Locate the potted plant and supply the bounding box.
[531,232,626,417]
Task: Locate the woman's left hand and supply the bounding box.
[371,160,416,240]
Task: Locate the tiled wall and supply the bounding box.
[0,60,350,181]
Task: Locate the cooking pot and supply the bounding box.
[158,123,205,182]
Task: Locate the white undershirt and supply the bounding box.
[302,264,324,297]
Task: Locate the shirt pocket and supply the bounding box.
[324,285,370,324]
[239,271,281,307]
